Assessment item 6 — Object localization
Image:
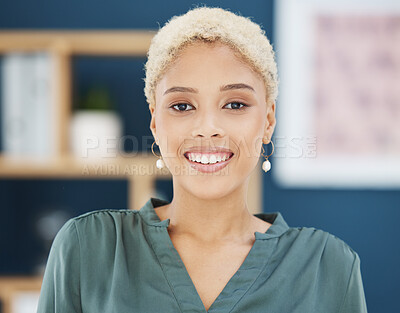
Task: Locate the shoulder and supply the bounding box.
[50,209,150,266]
[71,208,140,228]
[260,212,358,268]
[286,225,359,272]
[73,208,140,220]
[55,209,143,245]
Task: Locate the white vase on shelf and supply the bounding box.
[69,110,123,162]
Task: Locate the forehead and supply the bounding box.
[156,41,265,92]
[171,41,252,71]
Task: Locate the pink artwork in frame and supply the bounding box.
[314,15,400,157]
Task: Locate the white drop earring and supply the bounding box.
[261,139,274,172]
[151,141,165,169]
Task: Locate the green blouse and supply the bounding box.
[37,198,368,313]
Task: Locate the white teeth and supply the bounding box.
[209,155,217,164]
[200,155,209,164]
[186,153,231,164]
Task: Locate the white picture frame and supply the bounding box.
[274,0,400,188]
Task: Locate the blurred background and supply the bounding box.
[0,0,399,312]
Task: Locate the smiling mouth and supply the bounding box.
[183,152,234,165]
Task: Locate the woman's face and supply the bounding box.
[150,41,276,199]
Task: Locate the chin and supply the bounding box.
[185,186,233,201]
[173,172,243,201]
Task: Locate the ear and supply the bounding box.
[263,102,276,144]
[149,105,157,143]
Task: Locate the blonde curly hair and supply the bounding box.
[143,6,278,109]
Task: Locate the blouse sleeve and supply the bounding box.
[339,252,368,313]
[36,219,82,313]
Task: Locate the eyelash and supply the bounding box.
[170,102,249,112]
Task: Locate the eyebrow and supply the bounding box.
[220,83,255,92]
[163,83,255,95]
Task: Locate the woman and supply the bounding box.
[37,6,368,313]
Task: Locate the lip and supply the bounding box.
[183,146,234,173]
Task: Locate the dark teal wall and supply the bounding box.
[0,1,398,312]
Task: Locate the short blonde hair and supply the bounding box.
[144,6,278,109]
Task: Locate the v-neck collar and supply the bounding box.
[139,198,290,313]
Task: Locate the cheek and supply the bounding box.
[155,114,185,158]
[235,113,266,158]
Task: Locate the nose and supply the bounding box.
[191,108,225,138]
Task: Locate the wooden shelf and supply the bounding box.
[0,153,171,179]
[0,30,156,56]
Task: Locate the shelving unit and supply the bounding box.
[0,30,171,211]
[0,30,263,313]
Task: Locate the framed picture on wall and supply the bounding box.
[274,0,400,188]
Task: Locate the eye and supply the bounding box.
[224,102,248,110]
[170,103,194,112]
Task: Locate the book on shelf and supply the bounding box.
[1,52,57,162]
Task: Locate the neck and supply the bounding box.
[158,178,256,243]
